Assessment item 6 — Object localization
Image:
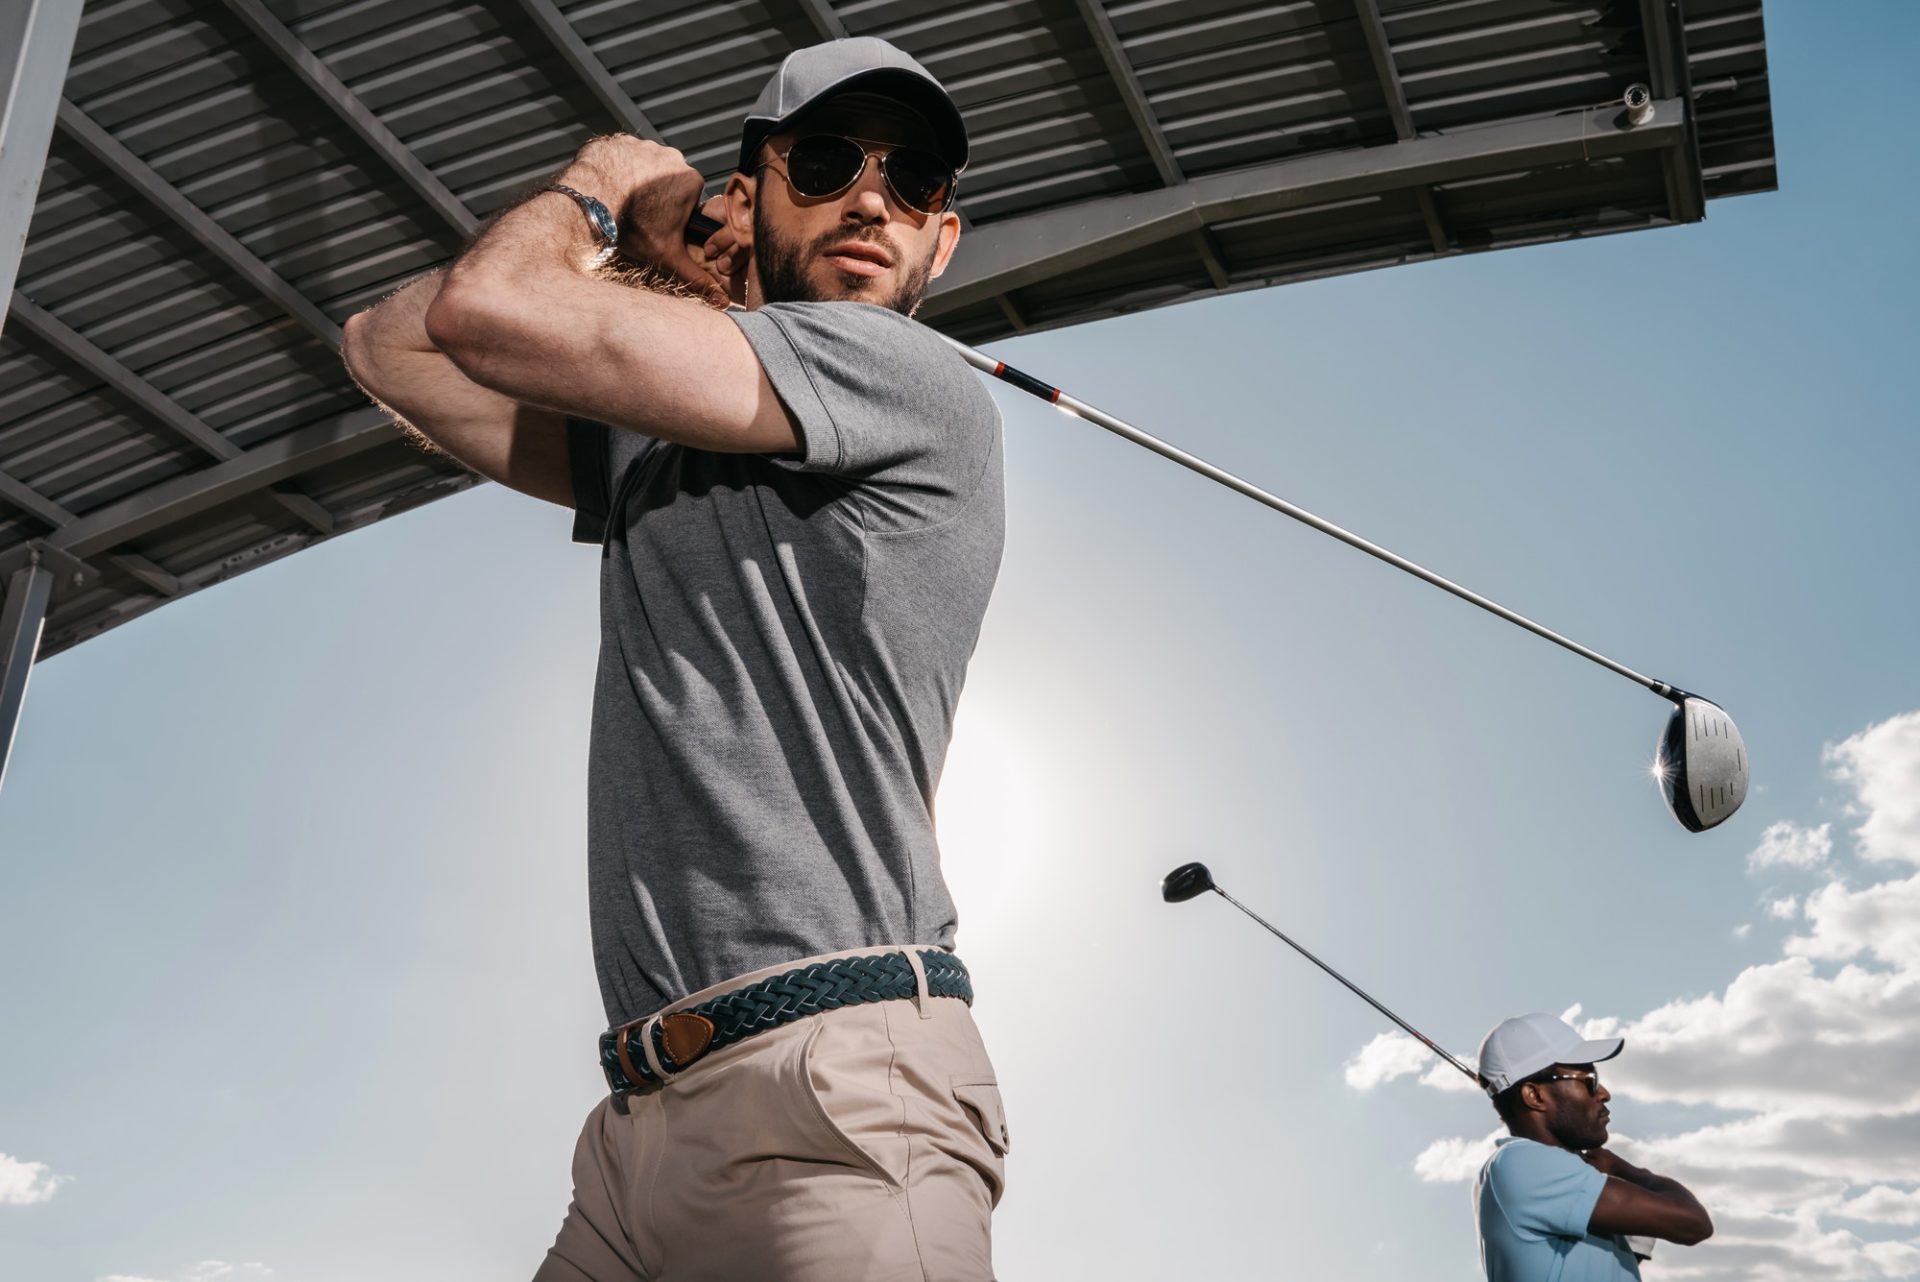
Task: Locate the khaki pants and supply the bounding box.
[535,946,1009,1282]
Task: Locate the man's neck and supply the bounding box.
[1508,1120,1568,1150]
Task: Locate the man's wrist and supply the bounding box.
[543,184,619,268]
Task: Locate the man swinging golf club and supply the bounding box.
[342,37,1007,1282]
[1474,1013,1712,1280]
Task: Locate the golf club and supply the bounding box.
[681,212,1748,833]
[1162,861,1478,1082]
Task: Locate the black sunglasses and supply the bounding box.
[760,134,958,216]
[1534,1070,1602,1097]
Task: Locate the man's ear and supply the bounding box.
[724,171,757,249]
[929,210,962,279]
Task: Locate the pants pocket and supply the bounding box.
[950,1076,1010,1157]
[796,1019,909,1189]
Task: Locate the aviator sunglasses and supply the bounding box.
[759,134,959,216]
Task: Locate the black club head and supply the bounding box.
[1162,862,1216,903]
[1657,696,1749,833]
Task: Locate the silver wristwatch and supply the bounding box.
[544,184,619,269]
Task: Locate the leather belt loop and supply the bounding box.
[638,1013,671,1080]
[903,947,934,1020]
[613,1023,649,1090]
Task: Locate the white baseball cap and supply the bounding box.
[1477,1012,1624,1095]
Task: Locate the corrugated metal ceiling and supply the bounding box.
[0,0,1774,659]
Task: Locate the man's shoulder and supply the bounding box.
[1485,1138,1587,1187]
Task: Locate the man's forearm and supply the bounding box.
[426,187,668,405]
[1615,1159,1710,1217]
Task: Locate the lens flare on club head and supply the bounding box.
[1656,696,1749,832]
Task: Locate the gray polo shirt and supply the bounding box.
[567,301,1005,1027]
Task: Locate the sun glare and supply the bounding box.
[936,701,1049,943]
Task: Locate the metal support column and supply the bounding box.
[0,0,81,792]
[0,559,54,793]
[0,0,84,327]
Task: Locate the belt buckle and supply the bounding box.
[606,1010,718,1093]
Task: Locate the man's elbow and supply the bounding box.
[1674,1212,1714,1246]
[340,309,381,394]
[422,278,499,374]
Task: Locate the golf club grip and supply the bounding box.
[686,212,723,243]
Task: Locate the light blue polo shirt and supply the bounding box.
[1475,1138,1642,1282]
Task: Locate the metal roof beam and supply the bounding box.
[1639,0,1705,224]
[9,293,335,536]
[0,0,84,327]
[55,102,344,351]
[2,475,224,602]
[1193,227,1230,289]
[1074,0,1180,187]
[796,0,848,41]
[1354,0,1414,142]
[0,472,176,595]
[510,0,666,143]
[214,0,478,240]
[994,294,1028,332]
[47,406,394,560]
[108,552,179,596]
[1073,1,1240,290]
[926,96,1686,315]
[1353,0,1448,253]
[0,465,70,526]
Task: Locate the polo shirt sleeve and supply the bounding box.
[1486,1142,1610,1241]
[566,416,612,545]
[728,301,1001,531]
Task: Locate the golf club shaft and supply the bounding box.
[1211,886,1478,1083]
[948,340,1675,700]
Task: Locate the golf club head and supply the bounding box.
[1657,696,1749,832]
[1162,862,1216,903]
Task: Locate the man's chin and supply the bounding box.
[813,265,891,300]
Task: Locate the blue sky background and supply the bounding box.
[5,5,1920,1280]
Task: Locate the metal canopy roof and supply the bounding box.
[0,0,1773,682]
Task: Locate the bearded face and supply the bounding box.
[752,189,940,316]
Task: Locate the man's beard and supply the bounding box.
[753,205,937,316]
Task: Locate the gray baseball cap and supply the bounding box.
[1476,1012,1624,1095]
[737,37,968,174]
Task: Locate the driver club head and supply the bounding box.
[1657,696,1749,832]
[1162,862,1217,903]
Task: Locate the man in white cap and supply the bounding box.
[344,35,1004,1282]
[1473,1012,1712,1280]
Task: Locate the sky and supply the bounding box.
[4,5,1919,1281]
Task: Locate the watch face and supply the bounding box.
[585,200,618,245]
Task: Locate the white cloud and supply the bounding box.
[1834,1186,1920,1226]
[1343,1030,1439,1090]
[1827,711,1920,864]
[100,1262,274,1282]
[0,1152,69,1205]
[1414,1130,1500,1183]
[1749,820,1833,871]
[1790,872,1920,973]
[1350,707,1920,1282]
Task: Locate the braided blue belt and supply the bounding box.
[598,949,973,1093]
